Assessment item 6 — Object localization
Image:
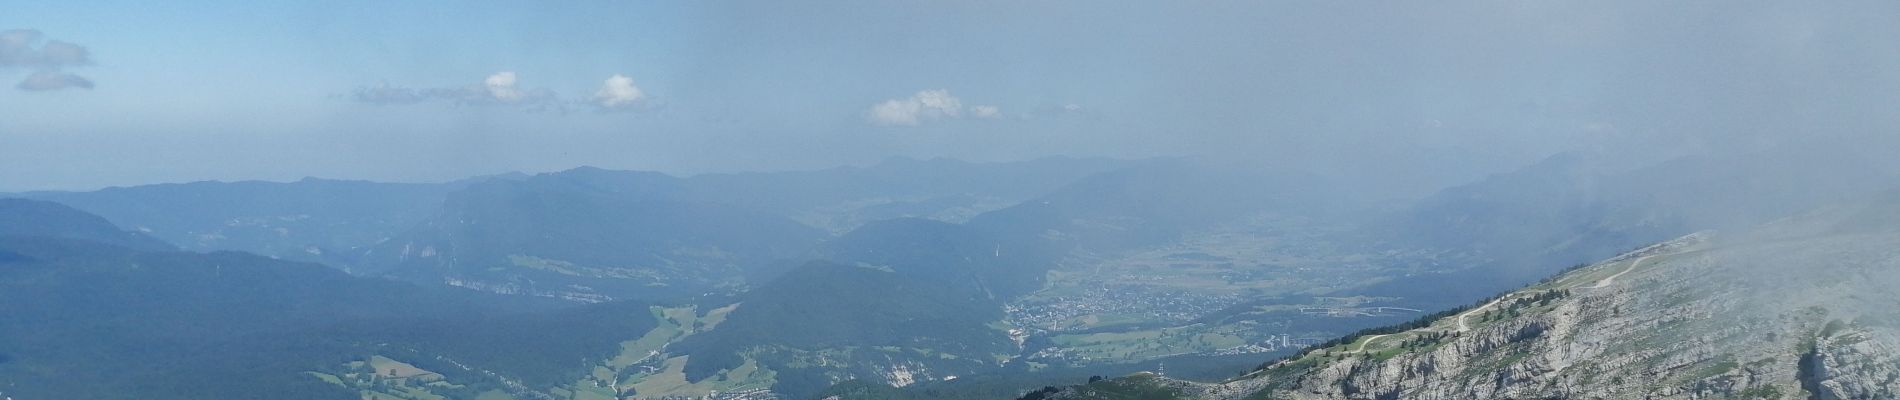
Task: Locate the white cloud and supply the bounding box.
[2,29,95,92]
[484,71,523,101]
[869,98,925,126]
[592,74,646,109]
[866,89,1001,126]
[913,89,963,118]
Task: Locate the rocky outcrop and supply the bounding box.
[1056,199,1900,400]
[1808,330,1900,400]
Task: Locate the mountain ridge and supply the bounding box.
[1024,194,1900,399]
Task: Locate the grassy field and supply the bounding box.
[473,391,516,400]
[625,356,776,398]
[316,304,746,400]
[564,304,775,399]
[1048,323,1261,362]
[368,355,443,380]
[318,355,466,400]
[509,254,662,280]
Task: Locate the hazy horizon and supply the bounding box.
[10,1,1900,195]
[0,154,1143,193]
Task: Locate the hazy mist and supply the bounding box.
[8,3,1900,399]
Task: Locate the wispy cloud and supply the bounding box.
[970,105,1002,119]
[354,72,649,113]
[866,89,1002,126]
[1,29,95,92]
[17,71,92,91]
[352,71,559,109]
[1028,102,1091,119]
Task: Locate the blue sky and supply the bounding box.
[4,1,1898,193]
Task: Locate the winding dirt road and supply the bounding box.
[1583,254,1655,289]
[1454,296,1507,333]
[1343,334,1393,353]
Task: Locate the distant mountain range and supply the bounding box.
[15,177,465,266]
[11,157,1134,301]
[5,150,1897,400]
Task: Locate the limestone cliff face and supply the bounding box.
[1059,199,1900,400]
[1809,330,1900,400]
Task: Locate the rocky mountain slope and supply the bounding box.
[1037,194,1900,399]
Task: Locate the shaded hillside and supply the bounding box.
[0,198,173,251]
[711,161,1355,398]
[19,178,463,265]
[680,218,1071,397]
[820,218,1059,299]
[0,207,656,400]
[0,236,566,399]
[368,170,826,301]
[685,261,1015,361]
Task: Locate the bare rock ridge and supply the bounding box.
[1047,198,1900,399]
